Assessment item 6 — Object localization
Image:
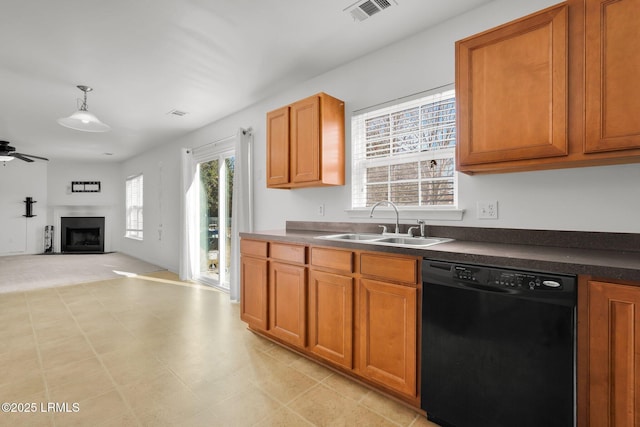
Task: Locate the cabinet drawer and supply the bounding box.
[310,247,354,273]
[240,239,267,257]
[360,253,418,285]
[270,242,306,264]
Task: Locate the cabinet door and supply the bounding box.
[290,95,320,183]
[585,0,640,153]
[240,256,268,330]
[358,278,417,397]
[456,4,568,168]
[269,261,307,347]
[308,270,353,368]
[588,280,640,427]
[266,106,290,187]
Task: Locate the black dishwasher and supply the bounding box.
[421,260,576,427]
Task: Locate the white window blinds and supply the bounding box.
[351,87,457,208]
[125,174,144,239]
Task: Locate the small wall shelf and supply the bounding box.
[23,197,37,217]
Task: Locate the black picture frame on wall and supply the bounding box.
[71,181,101,193]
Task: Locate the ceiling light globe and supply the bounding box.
[57,110,111,132]
[58,85,111,132]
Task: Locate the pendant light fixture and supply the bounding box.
[58,85,111,132]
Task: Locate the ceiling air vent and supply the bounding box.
[345,0,397,22]
[167,109,188,117]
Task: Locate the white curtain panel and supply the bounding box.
[179,148,199,281]
[229,128,253,302]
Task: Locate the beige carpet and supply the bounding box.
[0,252,165,294]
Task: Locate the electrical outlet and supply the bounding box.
[477,200,498,219]
[318,204,325,216]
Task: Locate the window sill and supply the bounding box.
[345,207,464,221]
[125,235,144,241]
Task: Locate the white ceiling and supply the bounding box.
[0,0,492,163]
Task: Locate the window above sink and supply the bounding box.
[351,86,457,208]
[348,85,465,222]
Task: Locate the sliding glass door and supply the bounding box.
[197,150,234,290]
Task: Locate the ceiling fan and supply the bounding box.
[0,141,49,163]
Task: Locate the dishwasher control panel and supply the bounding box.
[425,260,577,307]
[453,265,567,291]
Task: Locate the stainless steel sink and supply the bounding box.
[316,233,452,248]
[318,233,384,241]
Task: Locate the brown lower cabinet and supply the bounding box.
[240,239,420,405]
[240,240,268,331]
[358,278,417,398]
[581,277,640,427]
[269,261,307,347]
[268,242,308,348]
[308,270,353,368]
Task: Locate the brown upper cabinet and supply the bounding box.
[456,0,640,174]
[266,93,345,188]
[584,0,640,153]
[457,3,568,168]
[266,106,290,186]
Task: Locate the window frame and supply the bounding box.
[347,85,463,221]
[125,173,144,240]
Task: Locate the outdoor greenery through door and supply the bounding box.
[198,154,234,289]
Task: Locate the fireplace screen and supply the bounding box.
[60,217,105,253]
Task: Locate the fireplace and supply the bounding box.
[60,216,105,253]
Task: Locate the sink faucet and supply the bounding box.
[369,200,400,234]
[418,220,426,237]
[408,220,427,237]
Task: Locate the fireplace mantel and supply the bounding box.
[51,205,114,253]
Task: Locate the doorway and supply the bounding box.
[196,151,234,290]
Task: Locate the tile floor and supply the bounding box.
[0,271,438,427]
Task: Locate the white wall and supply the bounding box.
[0,160,48,255]
[47,161,121,207]
[119,0,640,269]
[119,143,181,271]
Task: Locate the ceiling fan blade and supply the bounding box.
[12,153,35,162]
[14,152,49,161]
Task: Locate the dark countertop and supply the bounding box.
[241,223,640,283]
